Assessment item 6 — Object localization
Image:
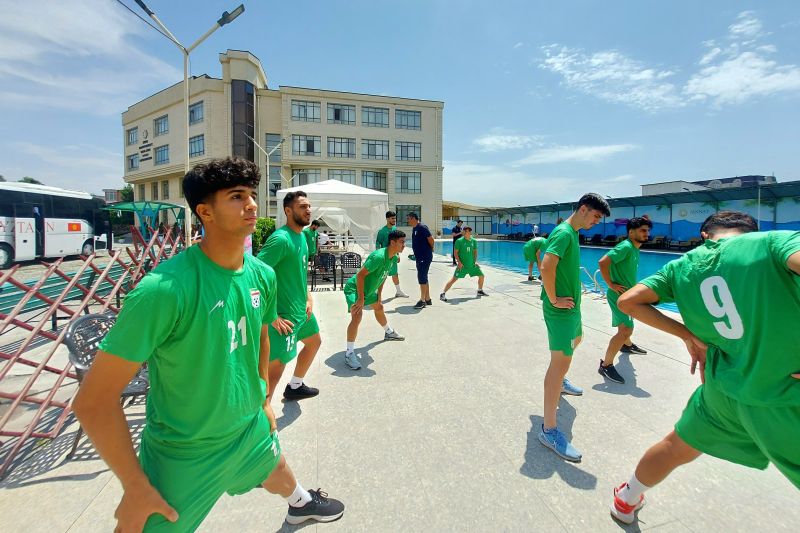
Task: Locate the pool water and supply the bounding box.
[434,239,682,310]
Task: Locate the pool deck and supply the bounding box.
[1,251,797,532]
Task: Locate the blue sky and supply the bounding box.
[1,0,799,206]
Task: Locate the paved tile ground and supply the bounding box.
[2,250,798,532]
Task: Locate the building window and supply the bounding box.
[362,106,389,127]
[127,127,138,145]
[188,101,204,125]
[138,184,145,200]
[396,171,421,194]
[327,103,355,125]
[396,141,421,162]
[266,133,282,162]
[362,139,389,160]
[127,154,139,170]
[395,205,421,223]
[362,170,387,192]
[396,109,421,130]
[189,134,205,157]
[297,168,321,186]
[291,100,320,122]
[155,145,169,165]
[329,169,356,184]
[269,165,282,196]
[154,115,169,136]
[162,180,169,199]
[231,80,255,161]
[292,135,321,156]
[327,137,356,158]
[151,181,159,200]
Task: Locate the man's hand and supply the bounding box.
[792,372,800,380]
[114,481,178,533]
[551,296,575,309]
[271,317,294,335]
[457,261,463,269]
[609,282,627,294]
[682,334,708,383]
[263,402,277,433]
[351,298,365,315]
[305,298,313,320]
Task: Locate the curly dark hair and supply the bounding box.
[627,216,653,231]
[700,210,757,237]
[182,157,260,215]
[577,193,611,217]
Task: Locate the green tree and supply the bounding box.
[120,184,134,202]
[0,174,6,182]
[19,176,43,184]
[251,217,276,254]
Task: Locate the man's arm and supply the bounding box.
[618,284,708,380]
[788,251,800,275]
[427,236,434,250]
[455,246,462,268]
[473,245,478,265]
[351,267,369,314]
[73,352,178,529]
[598,255,625,294]
[258,326,277,432]
[540,253,572,308]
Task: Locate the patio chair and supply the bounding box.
[311,252,337,290]
[339,252,362,288]
[589,234,603,245]
[63,312,149,459]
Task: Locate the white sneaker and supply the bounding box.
[384,330,405,341]
[394,289,408,298]
[344,351,361,370]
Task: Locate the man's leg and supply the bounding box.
[477,275,485,290]
[543,351,573,429]
[528,262,534,278]
[422,283,430,301]
[345,306,363,369]
[604,325,632,366]
[263,454,345,524]
[293,333,320,381]
[267,360,286,403]
[284,316,321,400]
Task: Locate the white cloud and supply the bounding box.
[9,142,123,193]
[699,47,722,66]
[514,144,638,166]
[513,42,524,49]
[472,134,543,152]
[605,174,635,183]
[539,45,683,112]
[728,11,763,39]
[0,0,180,115]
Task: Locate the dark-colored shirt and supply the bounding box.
[452,225,464,242]
[412,223,433,261]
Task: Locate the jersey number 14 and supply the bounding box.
[699,276,744,340]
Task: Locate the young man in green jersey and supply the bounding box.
[375,210,408,299]
[523,236,547,281]
[303,219,321,260]
[539,193,610,462]
[72,158,344,532]
[597,217,652,384]
[257,192,321,403]
[439,227,488,301]
[610,211,800,525]
[343,230,407,370]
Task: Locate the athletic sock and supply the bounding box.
[287,482,312,508]
[384,324,393,333]
[346,341,355,352]
[617,475,649,505]
[394,283,401,289]
[288,376,303,389]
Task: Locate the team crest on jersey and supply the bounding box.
[250,289,261,308]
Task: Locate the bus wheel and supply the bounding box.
[81,240,95,256]
[0,243,12,269]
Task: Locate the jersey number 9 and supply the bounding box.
[699,276,744,340]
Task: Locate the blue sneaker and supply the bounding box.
[538,425,582,462]
[561,378,583,396]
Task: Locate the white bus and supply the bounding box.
[0,182,110,269]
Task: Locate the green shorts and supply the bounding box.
[607,291,634,329]
[454,264,484,279]
[141,412,281,531]
[268,313,319,364]
[675,381,800,489]
[543,308,582,356]
[345,287,379,312]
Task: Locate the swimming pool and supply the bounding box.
[434,239,682,309]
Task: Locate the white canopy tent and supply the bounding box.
[275,180,389,252]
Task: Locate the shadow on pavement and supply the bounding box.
[324,339,390,377]
[592,354,651,398]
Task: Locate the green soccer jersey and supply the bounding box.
[98,245,278,449]
[523,237,547,261]
[302,227,318,256]
[455,236,477,267]
[344,247,397,298]
[540,222,581,312]
[257,226,309,325]
[376,225,393,249]
[641,231,800,406]
[605,239,640,290]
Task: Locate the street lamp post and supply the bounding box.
[245,132,283,220]
[134,1,245,247]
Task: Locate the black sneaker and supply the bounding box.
[414,300,426,309]
[425,299,433,306]
[598,360,625,384]
[286,489,344,525]
[527,275,534,281]
[628,343,647,354]
[477,290,488,296]
[283,383,319,401]
[439,292,448,302]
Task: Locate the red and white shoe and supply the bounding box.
[610,483,645,524]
